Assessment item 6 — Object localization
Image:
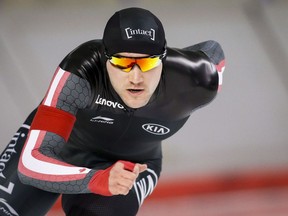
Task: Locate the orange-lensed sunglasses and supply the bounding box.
[105,51,166,72]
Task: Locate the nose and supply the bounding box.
[128,65,144,85]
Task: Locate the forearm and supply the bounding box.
[18,131,97,194]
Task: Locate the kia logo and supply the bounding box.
[142,123,170,135]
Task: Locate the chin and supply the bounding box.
[125,100,148,109]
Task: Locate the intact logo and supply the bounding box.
[90,116,114,125]
[142,123,170,135]
[0,198,19,216]
[125,27,156,41]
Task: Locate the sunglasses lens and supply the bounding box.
[109,57,135,71]
[137,57,161,72]
[122,67,132,72]
[108,55,162,72]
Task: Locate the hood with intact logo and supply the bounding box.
[103,7,166,55]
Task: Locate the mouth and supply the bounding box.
[127,88,144,95]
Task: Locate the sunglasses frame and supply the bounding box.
[105,49,167,72]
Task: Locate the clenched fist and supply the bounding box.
[88,160,147,196]
[109,161,147,195]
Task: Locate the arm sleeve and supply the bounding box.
[184,40,225,89]
[164,40,226,117]
[183,40,225,66]
[18,66,98,194]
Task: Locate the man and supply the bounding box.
[0,7,225,216]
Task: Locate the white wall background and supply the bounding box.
[0,0,287,179]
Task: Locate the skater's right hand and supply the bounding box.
[88,160,147,196]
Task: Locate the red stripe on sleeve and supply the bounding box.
[216,59,225,73]
[30,105,76,141]
[51,71,70,107]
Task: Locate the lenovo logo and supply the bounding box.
[95,95,124,110]
[142,123,170,135]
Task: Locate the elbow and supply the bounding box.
[202,40,225,66]
[17,169,29,185]
[17,159,30,186]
